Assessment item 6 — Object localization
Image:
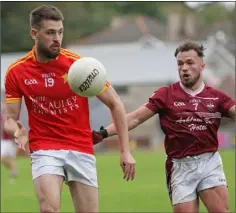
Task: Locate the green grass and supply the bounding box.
[1,150,235,212]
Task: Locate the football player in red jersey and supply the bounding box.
[93,41,235,213]
[1,103,18,183]
[4,5,136,213]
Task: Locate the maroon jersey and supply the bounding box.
[145,82,235,158]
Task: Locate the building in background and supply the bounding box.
[1,36,234,152]
[1,2,234,152]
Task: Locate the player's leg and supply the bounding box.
[34,174,64,213]
[197,152,229,213]
[8,141,18,179]
[68,181,98,212]
[1,141,18,181]
[166,158,200,213]
[173,199,199,213]
[1,156,18,177]
[199,186,229,213]
[1,155,14,171]
[65,151,98,212]
[31,150,66,213]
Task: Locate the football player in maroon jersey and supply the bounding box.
[93,41,235,213]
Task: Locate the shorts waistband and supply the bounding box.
[171,152,217,162]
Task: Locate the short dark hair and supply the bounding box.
[30,5,64,28]
[174,41,206,58]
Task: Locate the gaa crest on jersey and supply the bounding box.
[206,100,215,112]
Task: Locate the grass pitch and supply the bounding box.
[1,150,235,212]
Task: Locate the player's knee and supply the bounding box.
[39,199,59,213]
[40,205,59,213]
[225,205,229,213]
[208,202,229,213]
[224,205,229,213]
[216,204,229,213]
[209,207,229,213]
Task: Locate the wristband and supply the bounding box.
[99,126,108,138]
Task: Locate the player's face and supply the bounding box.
[32,20,64,59]
[176,50,205,88]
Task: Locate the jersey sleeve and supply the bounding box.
[144,87,168,114]
[4,68,22,103]
[99,81,110,95]
[218,91,235,117]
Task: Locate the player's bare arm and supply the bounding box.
[106,105,155,137]
[97,86,136,181]
[4,102,21,136]
[228,105,235,119]
[93,87,166,140]
[92,104,156,146]
[97,86,130,152]
[4,102,28,150]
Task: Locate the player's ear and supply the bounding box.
[201,62,205,70]
[30,28,38,41]
[200,58,205,71]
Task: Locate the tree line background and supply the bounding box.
[1,1,234,53]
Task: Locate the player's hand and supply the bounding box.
[14,121,28,151]
[92,126,108,145]
[120,152,136,181]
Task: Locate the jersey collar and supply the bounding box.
[179,81,205,97]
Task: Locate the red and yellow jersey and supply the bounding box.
[4,46,109,154]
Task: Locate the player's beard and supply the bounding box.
[38,42,60,59]
[180,73,201,88]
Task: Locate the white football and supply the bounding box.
[68,57,107,97]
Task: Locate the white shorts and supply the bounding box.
[1,140,18,158]
[31,150,98,188]
[166,151,227,205]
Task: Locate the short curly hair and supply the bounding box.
[174,41,206,58]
